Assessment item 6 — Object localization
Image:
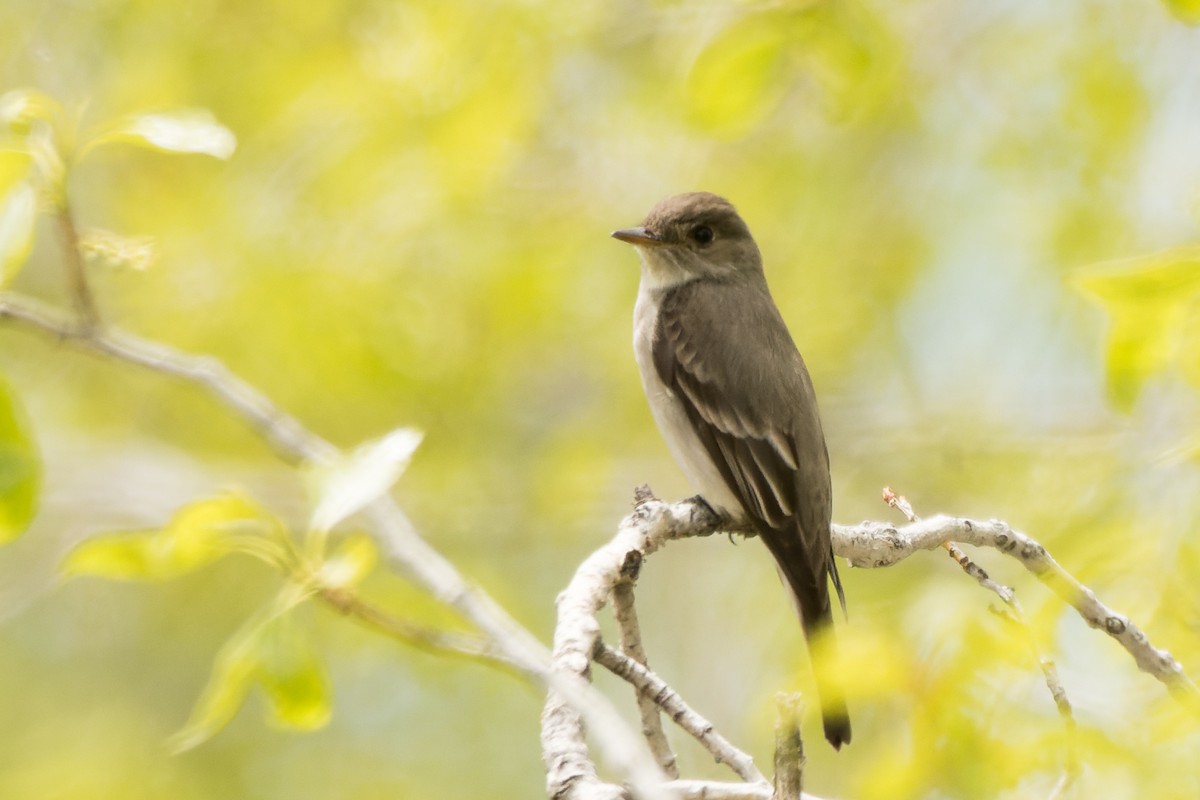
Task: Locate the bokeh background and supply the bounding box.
[2,0,1199,798]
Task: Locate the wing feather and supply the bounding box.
[653,279,838,611]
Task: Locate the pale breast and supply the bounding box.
[633,284,742,515]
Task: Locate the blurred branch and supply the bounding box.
[316,584,528,675]
[54,197,98,328]
[0,289,673,799]
[0,292,332,464]
[53,197,99,328]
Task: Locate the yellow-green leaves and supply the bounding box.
[254,612,332,730]
[0,152,36,287]
[62,489,369,752]
[169,587,330,753]
[85,110,237,160]
[1163,0,1200,24]
[688,13,791,138]
[1074,247,1200,411]
[0,378,40,544]
[307,428,422,534]
[63,494,279,581]
[687,1,896,136]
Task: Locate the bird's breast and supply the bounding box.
[633,284,742,515]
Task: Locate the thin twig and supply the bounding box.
[316,584,529,676]
[594,643,766,785]
[612,551,679,778]
[54,195,99,328]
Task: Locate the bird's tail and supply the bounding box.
[766,537,852,749]
[801,597,852,750]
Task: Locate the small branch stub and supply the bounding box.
[772,693,806,800]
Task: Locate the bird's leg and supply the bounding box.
[685,494,734,539]
[683,495,756,543]
[686,493,719,518]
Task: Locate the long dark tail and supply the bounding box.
[761,530,852,749]
[800,591,852,749]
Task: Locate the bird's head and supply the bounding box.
[612,192,763,287]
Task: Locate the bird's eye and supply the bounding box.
[691,225,714,245]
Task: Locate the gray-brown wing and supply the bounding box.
[653,278,840,618]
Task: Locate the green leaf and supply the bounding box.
[1163,0,1200,24]
[254,614,331,731]
[86,109,237,160]
[0,377,40,544]
[788,1,895,121]
[168,619,260,754]
[169,585,324,752]
[0,179,36,287]
[1074,247,1200,411]
[63,493,272,581]
[316,533,378,589]
[307,428,422,534]
[687,12,790,138]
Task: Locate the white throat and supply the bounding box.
[635,247,694,290]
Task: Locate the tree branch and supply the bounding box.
[544,487,1196,800]
[836,514,1197,698]
[542,490,731,799]
[611,563,680,778]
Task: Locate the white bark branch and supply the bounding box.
[836,515,1197,697]
[545,488,1195,800]
[542,491,735,799]
[612,575,680,777]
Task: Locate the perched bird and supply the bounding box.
[613,192,850,749]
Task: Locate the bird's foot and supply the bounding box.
[684,494,728,532]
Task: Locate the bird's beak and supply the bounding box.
[611,227,665,247]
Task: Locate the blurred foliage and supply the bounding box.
[1,1,1200,799]
[1075,247,1200,415]
[0,376,38,543]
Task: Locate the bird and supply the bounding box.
[612,191,851,749]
